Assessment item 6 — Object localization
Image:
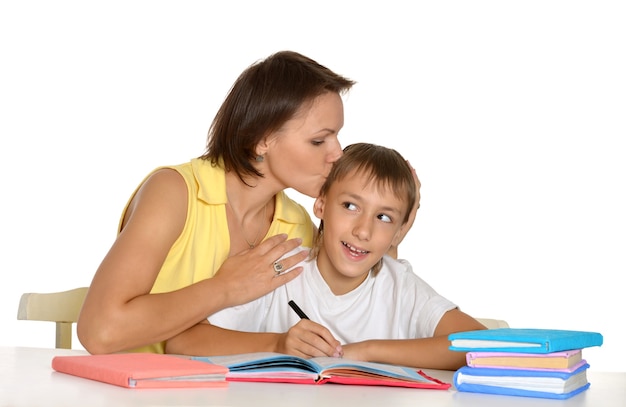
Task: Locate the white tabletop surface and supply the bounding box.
[1,346,624,407]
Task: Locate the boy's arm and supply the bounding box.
[341,309,487,371]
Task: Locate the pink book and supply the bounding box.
[52,353,228,388]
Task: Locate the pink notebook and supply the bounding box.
[52,353,228,389]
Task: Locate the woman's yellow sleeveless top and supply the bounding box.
[121,158,315,353]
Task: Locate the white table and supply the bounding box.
[1,346,624,407]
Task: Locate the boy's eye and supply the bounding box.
[342,202,357,211]
[378,214,392,223]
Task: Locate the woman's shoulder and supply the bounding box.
[137,166,188,201]
[134,160,194,189]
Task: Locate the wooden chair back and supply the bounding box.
[17,287,88,349]
[476,318,510,329]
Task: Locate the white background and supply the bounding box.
[1,1,624,371]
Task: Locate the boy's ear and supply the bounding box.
[313,195,325,220]
[390,222,408,248]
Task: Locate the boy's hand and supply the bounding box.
[339,342,368,361]
[276,320,343,358]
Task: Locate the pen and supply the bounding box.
[288,300,309,320]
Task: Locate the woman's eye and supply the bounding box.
[311,140,324,146]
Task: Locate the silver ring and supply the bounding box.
[273,261,284,275]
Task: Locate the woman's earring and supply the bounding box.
[255,154,265,162]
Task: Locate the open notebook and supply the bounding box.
[193,352,450,389]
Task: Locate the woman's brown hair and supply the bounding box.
[201,51,355,183]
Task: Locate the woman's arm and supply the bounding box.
[165,322,284,356]
[77,169,307,354]
[166,319,343,358]
[341,309,487,370]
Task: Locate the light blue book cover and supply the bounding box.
[448,328,603,353]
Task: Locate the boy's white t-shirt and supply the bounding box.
[208,248,457,344]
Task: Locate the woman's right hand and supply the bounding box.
[212,233,310,307]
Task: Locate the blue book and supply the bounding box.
[448,328,603,353]
[453,363,590,400]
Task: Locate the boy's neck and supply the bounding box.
[315,249,370,296]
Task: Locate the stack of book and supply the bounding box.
[448,328,603,400]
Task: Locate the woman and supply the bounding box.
[78,51,413,356]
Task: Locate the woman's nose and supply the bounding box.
[327,138,343,163]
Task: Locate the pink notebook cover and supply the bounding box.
[52,353,228,389]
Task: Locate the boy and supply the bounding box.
[171,143,486,370]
